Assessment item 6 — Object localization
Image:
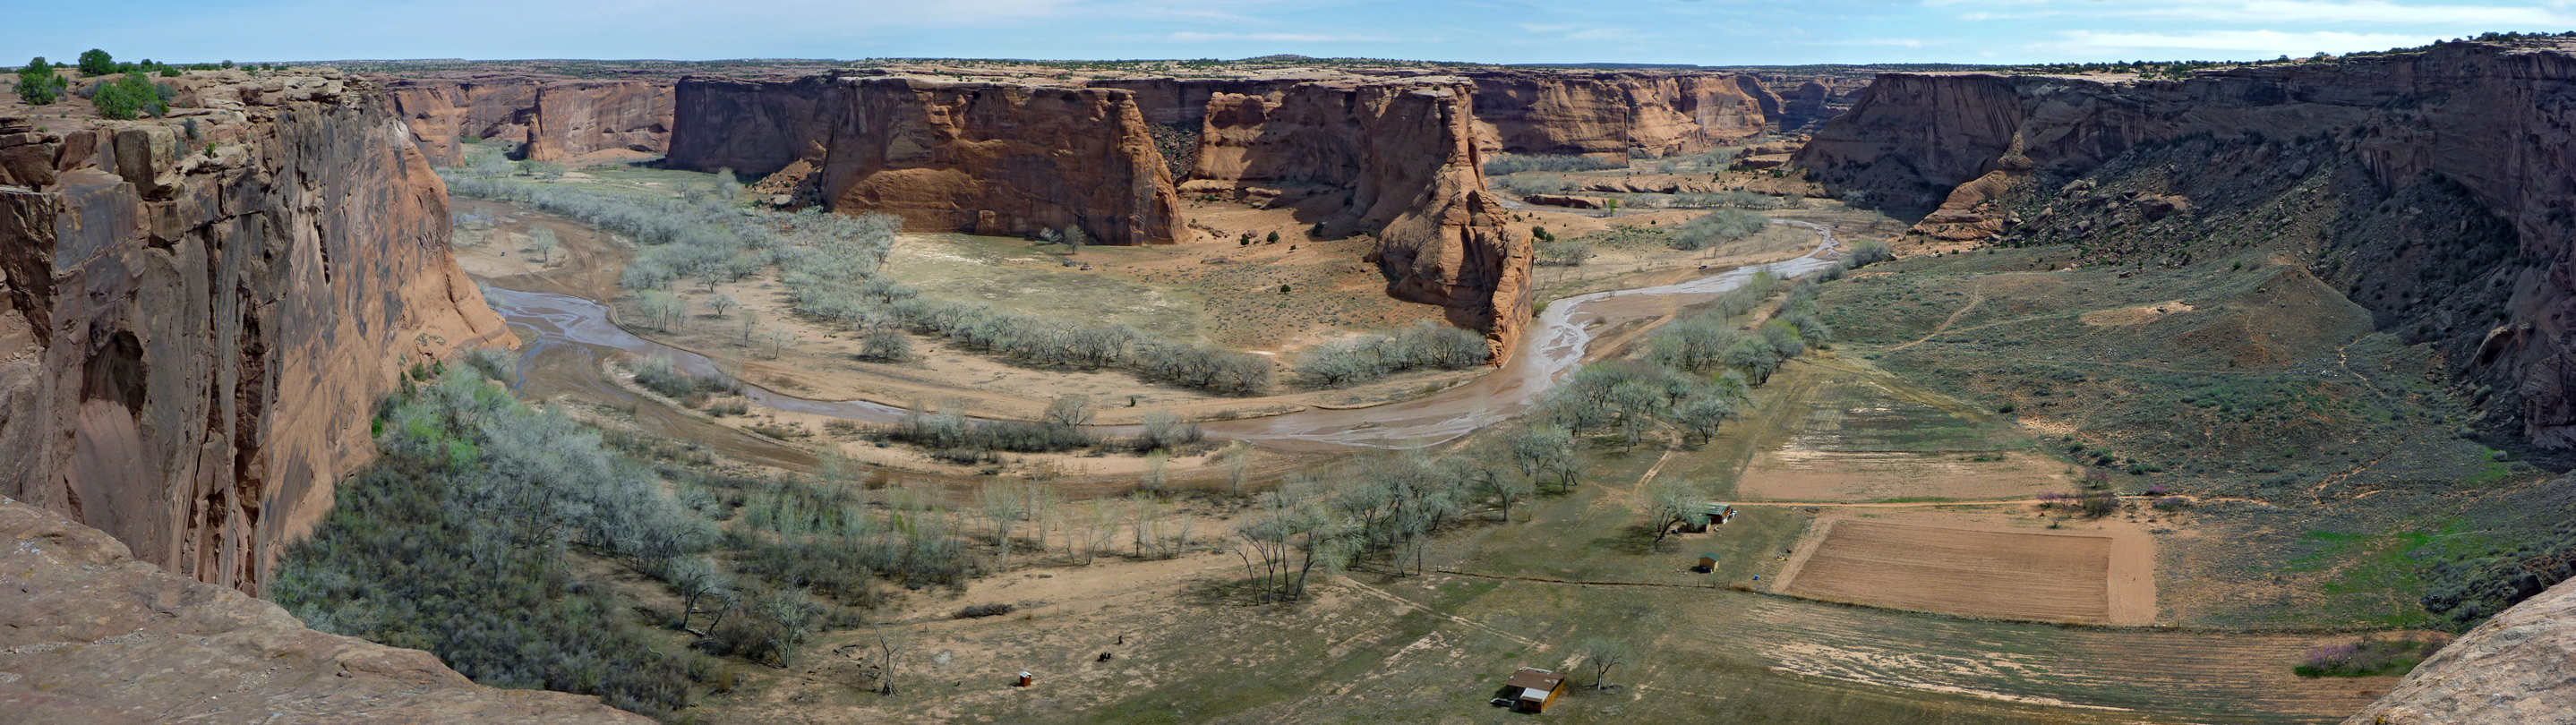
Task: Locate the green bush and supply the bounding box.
[14,57,65,106]
[90,72,165,120]
[1669,209,1768,251]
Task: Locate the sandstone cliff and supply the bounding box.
[1794,39,2576,448]
[0,494,647,724]
[666,72,1531,355]
[0,71,509,594]
[2341,576,2576,724]
[1467,70,1778,156]
[382,74,672,166]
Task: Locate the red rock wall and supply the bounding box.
[670,75,1182,246]
[1793,40,2576,448]
[1468,71,1780,156]
[382,75,672,166]
[665,72,1526,355]
[0,72,510,594]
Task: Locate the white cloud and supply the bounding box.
[2026,29,2439,56]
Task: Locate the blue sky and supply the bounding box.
[12,0,2571,66]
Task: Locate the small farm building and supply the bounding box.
[1505,668,1567,712]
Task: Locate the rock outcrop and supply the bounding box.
[0,494,648,724]
[1467,70,1778,156]
[666,72,1531,355]
[381,74,672,166]
[0,71,509,594]
[1793,38,2576,448]
[2341,576,2576,724]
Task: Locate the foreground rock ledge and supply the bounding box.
[2341,576,2576,724]
[0,495,649,724]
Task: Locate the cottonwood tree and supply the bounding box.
[977,480,1031,560]
[1222,443,1252,498]
[1233,477,1352,602]
[1043,394,1094,429]
[529,227,560,263]
[666,556,730,634]
[1668,389,1738,447]
[859,328,911,362]
[1142,451,1169,495]
[760,326,797,359]
[1646,477,1701,548]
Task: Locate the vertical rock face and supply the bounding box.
[1467,71,1780,156]
[666,72,1529,355]
[1794,39,2576,448]
[381,74,672,166]
[0,495,649,724]
[1189,79,1529,353]
[0,72,509,594]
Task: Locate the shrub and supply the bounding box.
[13,57,63,106]
[953,603,1016,618]
[1485,153,1622,175]
[274,370,719,717]
[1292,321,1489,388]
[1669,209,1767,251]
[90,72,165,120]
[858,328,911,362]
[2293,637,2445,678]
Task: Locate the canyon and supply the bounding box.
[1795,38,2576,448]
[5,43,2575,724]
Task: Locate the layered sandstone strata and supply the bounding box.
[0,495,647,724]
[1466,70,1778,156]
[382,74,672,166]
[0,71,509,594]
[666,72,1532,355]
[1794,39,2576,447]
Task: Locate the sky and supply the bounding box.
[11,0,2572,66]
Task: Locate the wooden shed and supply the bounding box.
[1504,667,1567,713]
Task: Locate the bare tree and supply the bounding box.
[1222,443,1252,498]
[1580,636,1632,690]
[869,622,909,695]
[1142,451,1168,495]
[761,326,797,359]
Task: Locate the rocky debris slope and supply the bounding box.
[2342,576,2576,724]
[1793,38,2576,448]
[667,71,1533,356]
[0,495,647,724]
[1466,70,1777,157]
[0,70,509,594]
[381,74,672,166]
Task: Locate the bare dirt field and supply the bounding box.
[1775,513,2157,626]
